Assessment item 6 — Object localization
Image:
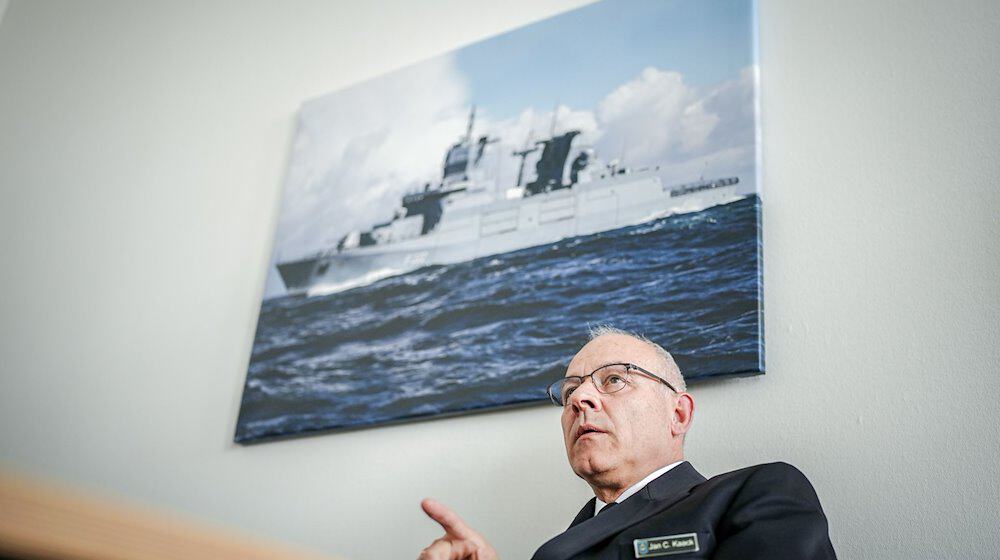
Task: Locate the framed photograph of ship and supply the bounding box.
[236,0,762,442]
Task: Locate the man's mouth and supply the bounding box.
[576,423,607,441]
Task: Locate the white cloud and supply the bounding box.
[700,65,758,153]
[274,55,471,260]
[593,65,758,187]
[596,67,718,165]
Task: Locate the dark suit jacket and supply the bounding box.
[531,462,836,559]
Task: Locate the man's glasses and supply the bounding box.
[546,362,679,406]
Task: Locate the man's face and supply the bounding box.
[561,334,678,487]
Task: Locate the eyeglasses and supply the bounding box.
[546,362,679,406]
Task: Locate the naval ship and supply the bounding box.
[276,109,743,295]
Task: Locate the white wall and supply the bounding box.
[1,1,997,558]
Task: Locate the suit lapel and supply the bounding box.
[568,497,597,529]
[533,462,707,560]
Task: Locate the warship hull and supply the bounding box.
[277,172,742,295]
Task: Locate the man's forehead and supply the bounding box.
[566,334,660,375]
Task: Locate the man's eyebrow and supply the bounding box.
[566,361,629,376]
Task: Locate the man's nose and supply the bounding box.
[569,377,603,412]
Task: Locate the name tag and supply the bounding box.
[633,533,699,557]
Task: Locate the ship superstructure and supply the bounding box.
[276,108,742,295]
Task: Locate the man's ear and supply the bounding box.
[672,393,694,437]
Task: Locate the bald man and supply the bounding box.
[419,327,836,559]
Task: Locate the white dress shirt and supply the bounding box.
[594,460,685,516]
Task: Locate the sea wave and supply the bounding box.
[307,267,405,296]
[237,196,763,442]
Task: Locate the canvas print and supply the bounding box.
[237,0,762,442]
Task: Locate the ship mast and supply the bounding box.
[462,106,476,179]
[465,106,476,144]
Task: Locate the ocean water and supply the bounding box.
[236,195,763,442]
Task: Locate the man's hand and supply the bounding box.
[418,498,499,560]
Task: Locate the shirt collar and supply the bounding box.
[594,460,685,516]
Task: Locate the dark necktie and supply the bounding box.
[596,501,617,516]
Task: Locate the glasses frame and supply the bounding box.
[546,362,679,406]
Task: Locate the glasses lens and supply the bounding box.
[593,364,629,393]
[551,378,581,406]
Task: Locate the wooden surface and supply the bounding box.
[0,470,340,560]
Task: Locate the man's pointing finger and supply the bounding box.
[421,498,477,540]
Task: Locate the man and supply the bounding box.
[419,327,836,559]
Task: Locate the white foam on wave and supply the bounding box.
[637,209,674,224]
[307,267,404,297]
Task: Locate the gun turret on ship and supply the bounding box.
[276,108,742,295]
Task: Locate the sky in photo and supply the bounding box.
[263,0,758,298]
[453,0,754,118]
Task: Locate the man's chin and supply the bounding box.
[570,455,614,480]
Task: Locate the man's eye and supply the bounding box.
[563,386,577,399]
[604,374,626,386]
